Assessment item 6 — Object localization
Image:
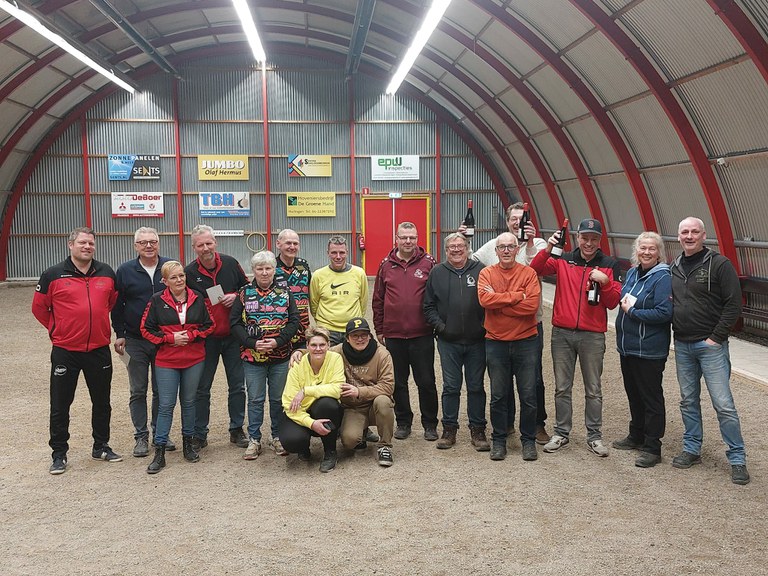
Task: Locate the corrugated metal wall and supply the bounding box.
[7,55,497,278]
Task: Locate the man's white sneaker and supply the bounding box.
[243,439,262,460]
[587,439,609,457]
[543,434,569,453]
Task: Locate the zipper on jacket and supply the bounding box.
[85,277,93,352]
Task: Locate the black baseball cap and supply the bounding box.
[577,218,602,235]
[345,317,371,335]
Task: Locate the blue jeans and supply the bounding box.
[551,327,605,442]
[674,339,746,465]
[486,336,538,444]
[125,336,159,439]
[195,335,246,439]
[243,360,289,442]
[437,339,486,429]
[154,362,204,446]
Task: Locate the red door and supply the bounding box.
[360,195,430,275]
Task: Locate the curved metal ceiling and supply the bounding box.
[2,0,768,279]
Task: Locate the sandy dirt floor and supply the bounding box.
[0,284,765,576]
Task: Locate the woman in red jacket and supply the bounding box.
[141,261,215,474]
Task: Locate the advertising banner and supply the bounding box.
[111,192,164,218]
[199,192,250,217]
[198,155,249,180]
[371,155,420,180]
[108,154,161,180]
[286,192,336,217]
[288,154,332,177]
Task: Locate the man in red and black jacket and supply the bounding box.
[184,225,249,450]
[530,218,622,458]
[32,227,121,475]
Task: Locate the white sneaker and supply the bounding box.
[543,434,569,453]
[270,438,288,456]
[587,439,609,457]
[243,439,262,460]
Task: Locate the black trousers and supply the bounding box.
[506,322,548,429]
[386,335,439,429]
[49,345,113,459]
[619,354,667,455]
[279,397,343,454]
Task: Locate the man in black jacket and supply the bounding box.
[423,233,489,451]
[670,216,749,485]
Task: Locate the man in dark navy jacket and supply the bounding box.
[33,227,121,475]
[112,226,173,457]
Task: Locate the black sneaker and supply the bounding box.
[133,437,149,458]
[424,427,438,441]
[672,451,701,469]
[49,457,67,475]
[522,441,538,461]
[230,428,248,448]
[298,449,311,462]
[393,425,411,440]
[490,443,507,461]
[190,437,207,451]
[354,441,368,450]
[731,464,750,485]
[377,446,394,467]
[612,436,643,451]
[365,428,380,443]
[319,450,337,473]
[92,446,123,462]
[635,451,661,468]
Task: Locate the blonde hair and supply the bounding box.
[630,232,666,266]
[161,260,184,280]
[305,325,331,344]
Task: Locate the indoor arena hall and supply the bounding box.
[1,282,765,575]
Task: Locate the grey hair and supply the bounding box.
[443,232,472,257]
[397,221,417,233]
[277,228,299,242]
[250,250,277,269]
[630,231,666,266]
[191,224,215,239]
[134,227,159,242]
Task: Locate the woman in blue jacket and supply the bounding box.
[613,232,673,468]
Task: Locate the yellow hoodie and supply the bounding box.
[281,351,344,428]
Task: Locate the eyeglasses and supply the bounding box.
[495,244,518,252]
[397,236,417,242]
[135,240,159,247]
[446,245,466,252]
[348,332,370,339]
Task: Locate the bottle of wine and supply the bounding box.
[463,200,475,237]
[587,277,601,306]
[551,218,569,259]
[518,202,530,242]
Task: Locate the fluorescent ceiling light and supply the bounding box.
[0,0,136,93]
[233,0,266,63]
[386,0,451,94]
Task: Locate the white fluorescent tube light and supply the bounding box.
[233,0,266,63]
[0,0,136,93]
[386,0,451,94]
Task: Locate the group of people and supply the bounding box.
[32,211,750,484]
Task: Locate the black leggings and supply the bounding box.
[279,397,343,454]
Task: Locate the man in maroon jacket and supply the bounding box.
[373,222,438,441]
[32,227,121,475]
[184,225,249,450]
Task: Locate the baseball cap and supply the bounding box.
[345,317,371,335]
[577,218,602,235]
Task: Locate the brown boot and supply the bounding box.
[436,427,457,449]
[470,427,491,452]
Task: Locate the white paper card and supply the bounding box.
[623,294,637,307]
[119,350,131,367]
[206,284,225,304]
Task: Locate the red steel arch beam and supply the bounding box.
[571,0,740,272]
[473,0,656,233]
[381,0,596,246]
[708,0,768,85]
